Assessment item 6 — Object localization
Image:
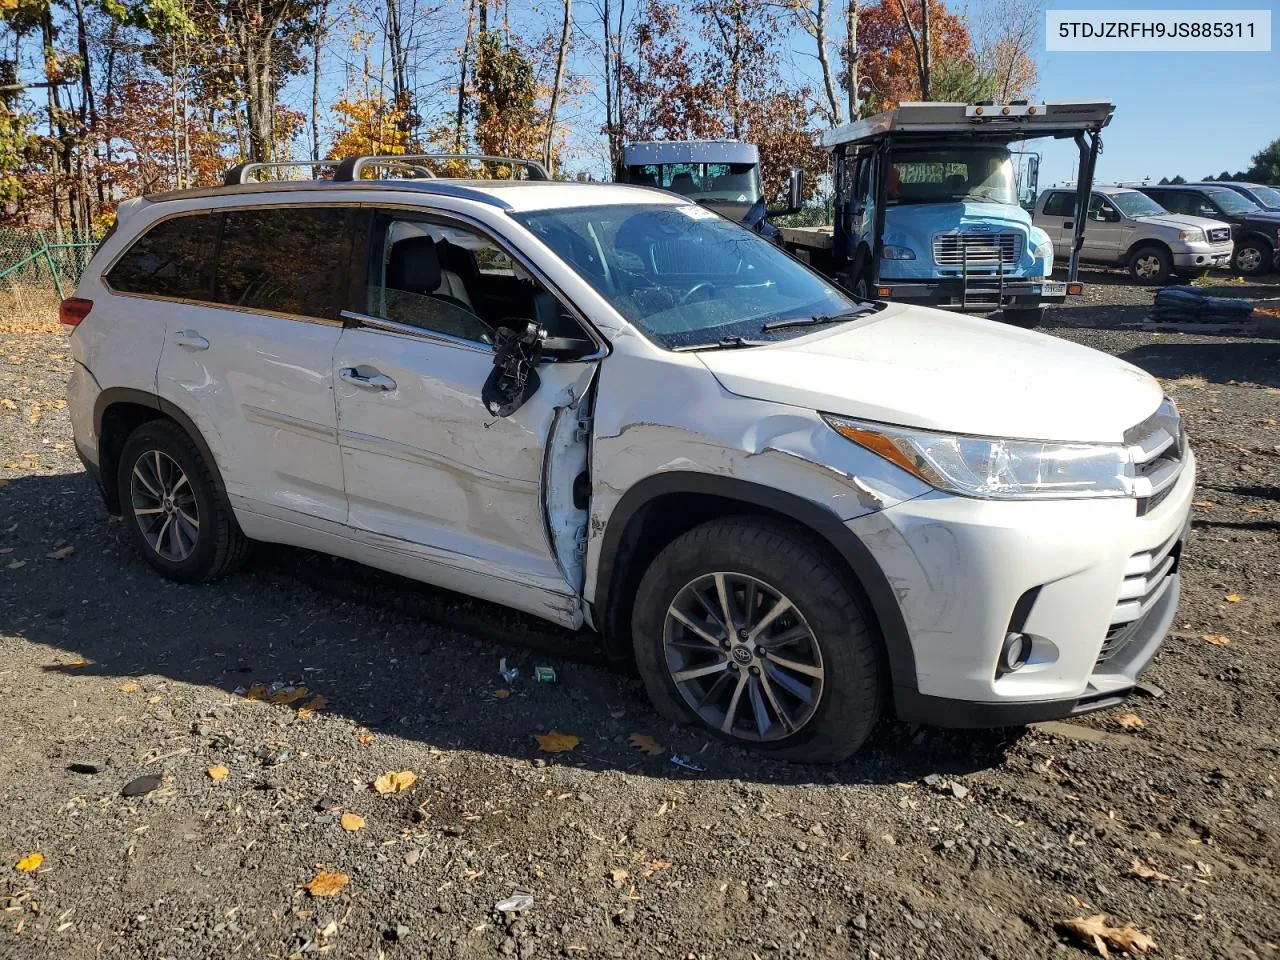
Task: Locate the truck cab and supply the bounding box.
[780,101,1114,328]
[618,140,800,241]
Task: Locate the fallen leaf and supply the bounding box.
[303,870,349,898]
[1126,859,1175,883]
[1224,593,1243,603]
[46,545,73,559]
[1245,507,1265,515]
[269,686,309,706]
[0,397,16,409]
[242,684,269,702]
[357,733,375,745]
[609,868,630,886]
[146,695,163,705]
[638,858,673,878]
[118,681,139,693]
[15,853,43,872]
[1060,914,1158,958]
[628,733,664,756]
[6,559,25,570]
[207,765,228,782]
[340,812,365,832]
[295,694,328,719]
[1114,713,1144,730]
[1201,633,1231,646]
[493,689,511,699]
[535,730,579,753]
[1191,500,1214,509]
[373,770,418,794]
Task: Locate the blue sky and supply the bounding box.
[1030,0,1279,186]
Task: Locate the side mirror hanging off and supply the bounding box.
[482,322,543,417]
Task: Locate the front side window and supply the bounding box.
[213,207,350,318]
[515,202,860,350]
[1204,188,1259,215]
[1087,195,1118,220]
[106,213,218,299]
[1109,191,1166,219]
[1247,184,1280,208]
[888,147,1017,206]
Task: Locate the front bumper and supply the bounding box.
[848,446,1196,726]
[1172,242,1233,272]
[875,278,1067,312]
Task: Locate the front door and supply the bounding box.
[334,209,600,621]
[1083,195,1125,262]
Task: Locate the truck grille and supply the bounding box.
[1207,227,1231,244]
[1125,398,1185,515]
[932,232,1022,265]
[1098,529,1181,665]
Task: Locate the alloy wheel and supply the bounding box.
[130,450,200,562]
[1236,247,1262,273]
[1134,255,1162,279]
[662,572,825,742]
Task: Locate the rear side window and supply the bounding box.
[1041,192,1075,217]
[213,207,350,319]
[106,213,218,299]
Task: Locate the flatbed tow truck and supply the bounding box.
[779,100,1114,327]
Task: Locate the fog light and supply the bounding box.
[999,632,1032,675]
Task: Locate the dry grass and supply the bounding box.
[0,284,62,334]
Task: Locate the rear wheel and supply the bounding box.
[1233,238,1273,276]
[632,517,884,763]
[117,420,252,582]
[1128,245,1173,284]
[1001,307,1045,328]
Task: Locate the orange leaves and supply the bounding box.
[373,770,417,794]
[207,765,229,782]
[328,95,413,160]
[535,731,579,753]
[339,813,366,832]
[628,733,664,756]
[1201,633,1231,646]
[1113,713,1144,730]
[1060,914,1157,957]
[15,852,43,872]
[303,870,349,898]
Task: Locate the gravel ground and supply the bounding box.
[1,271,1278,960]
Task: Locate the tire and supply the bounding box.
[1233,237,1273,277]
[851,272,872,302]
[631,517,884,763]
[117,419,252,582]
[1128,245,1173,284]
[1001,307,1045,328]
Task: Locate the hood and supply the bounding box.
[887,199,1031,244]
[1132,212,1227,232]
[1242,211,1280,227]
[698,304,1162,443]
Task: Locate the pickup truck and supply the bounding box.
[779,101,1113,328]
[1033,185,1234,283]
[1139,183,1280,276]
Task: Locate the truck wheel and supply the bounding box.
[1128,245,1173,284]
[631,517,884,763]
[851,272,871,301]
[1001,308,1045,328]
[117,420,253,583]
[1233,238,1273,276]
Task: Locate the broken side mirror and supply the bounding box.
[482,321,543,417]
[767,168,805,218]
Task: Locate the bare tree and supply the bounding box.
[974,0,1040,102]
[845,0,857,118]
[543,0,572,172]
[792,0,840,125]
[455,0,475,150]
[893,0,930,99]
[311,0,327,160]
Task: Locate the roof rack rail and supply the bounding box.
[223,160,338,186]
[332,153,550,182]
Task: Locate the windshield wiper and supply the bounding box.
[760,308,873,333]
[671,336,768,352]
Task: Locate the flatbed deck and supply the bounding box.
[777,224,834,251]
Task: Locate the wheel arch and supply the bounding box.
[592,472,917,700]
[1124,237,1173,264]
[1236,230,1274,252]
[94,388,228,514]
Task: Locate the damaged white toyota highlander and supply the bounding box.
[63,158,1194,762]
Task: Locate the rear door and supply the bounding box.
[153,205,352,524]
[333,208,601,621]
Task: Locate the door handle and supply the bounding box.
[173,331,209,350]
[340,368,396,391]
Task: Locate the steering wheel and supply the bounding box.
[680,282,717,306]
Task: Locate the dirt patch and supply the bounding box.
[1,279,1278,959]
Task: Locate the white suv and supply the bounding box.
[62,158,1195,762]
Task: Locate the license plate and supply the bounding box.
[1042,281,1067,296]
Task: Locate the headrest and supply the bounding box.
[669,172,697,195]
[387,236,441,294]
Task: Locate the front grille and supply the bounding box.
[1098,529,1182,665]
[1207,227,1231,244]
[932,232,1022,266]
[1125,398,1185,516]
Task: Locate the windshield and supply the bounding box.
[888,146,1017,206]
[1247,185,1280,208]
[514,203,859,349]
[1207,188,1260,215]
[1110,190,1166,218]
[626,162,763,220]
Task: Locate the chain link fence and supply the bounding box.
[0,229,100,299]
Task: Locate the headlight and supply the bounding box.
[1029,238,1053,261]
[1178,228,1205,243]
[824,415,1131,500]
[881,245,916,260]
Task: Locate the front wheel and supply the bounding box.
[1001,307,1045,328]
[1233,238,1274,277]
[1128,245,1173,284]
[631,518,884,763]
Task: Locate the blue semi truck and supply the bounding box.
[779,100,1115,327]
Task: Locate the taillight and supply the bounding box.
[59,297,93,327]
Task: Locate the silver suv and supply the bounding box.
[1034,186,1233,283]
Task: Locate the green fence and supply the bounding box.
[0,229,100,299]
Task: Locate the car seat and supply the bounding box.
[388,236,474,310]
